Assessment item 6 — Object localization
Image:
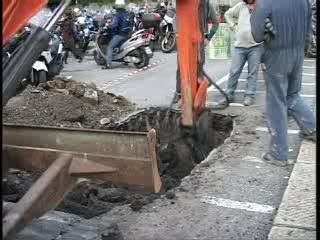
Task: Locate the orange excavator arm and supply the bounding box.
[176,0,209,127]
[3,0,48,46]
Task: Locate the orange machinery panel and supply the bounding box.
[3,0,48,46]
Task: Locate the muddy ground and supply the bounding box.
[3,80,233,219]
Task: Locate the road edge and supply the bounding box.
[267,140,316,240]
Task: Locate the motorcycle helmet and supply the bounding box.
[113,0,127,11]
[160,2,165,7]
[73,7,81,17]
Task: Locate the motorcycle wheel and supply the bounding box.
[134,49,150,69]
[93,50,106,66]
[161,33,176,53]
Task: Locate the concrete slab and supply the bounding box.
[271,139,316,235]
[274,162,316,230]
[268,226,316,240]
[296,141,316,164]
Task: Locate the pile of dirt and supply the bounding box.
[3,76,136,129]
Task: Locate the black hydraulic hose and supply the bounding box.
[201,66,230,110]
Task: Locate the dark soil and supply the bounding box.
[3,81,233,219]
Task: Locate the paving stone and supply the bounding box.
[296,141,315,164]
[268,226,316,240]
[274,163,316,230]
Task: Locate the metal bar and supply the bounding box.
[3,154,75,240]
[43,0,72,32]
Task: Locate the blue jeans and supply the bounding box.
[107,34,127,65]
[263,48,316,160]
[226,44,263,98]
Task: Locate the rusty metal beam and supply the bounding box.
[3,154,75,240]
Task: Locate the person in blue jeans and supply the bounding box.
[222,0,263,106]
[102,4,132,69]
[251,0,316,166]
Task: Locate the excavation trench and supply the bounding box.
[3,85,233,219]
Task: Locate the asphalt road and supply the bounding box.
[62,50,231,107]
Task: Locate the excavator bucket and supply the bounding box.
[3,124,161,239]
[3,0,48,46]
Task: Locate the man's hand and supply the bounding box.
[204,38,210,46]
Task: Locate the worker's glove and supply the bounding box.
[264,18,276,43]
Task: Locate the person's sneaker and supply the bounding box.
[102,64,112,70]
[261,152,290,167]
[300,131,316,142]
[243,96,254,106]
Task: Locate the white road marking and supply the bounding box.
[255,127,299,134]
[303,66,316,69]
[200,196,275,214]
[304,59,316,62]
[207,74,229,92]
[303,73,316,76]
[242,156,264,163]
[239,79,314,86]
[206,102,244,107]
[301,94,316,98]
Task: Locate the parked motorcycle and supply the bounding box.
[31,31,65,85]
[159,8,176,53]
[93,18,153,69]
[140,13,163,51]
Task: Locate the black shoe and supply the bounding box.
[78,57,84,63]
[300,131,316,142]
[102,64,112,70]
[261,152,293,167]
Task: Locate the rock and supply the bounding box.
[47,80,66,89]
[62,112,84,122]
[99,118,111,125]
[165,192,176,199]
[74,85,86,98]
[97,188,127,203]
[101,223,124,240]
[83,89,98,103]
[130,199,148,211]
[55,89,69,95]
[85,82,97,90]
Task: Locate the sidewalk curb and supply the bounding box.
[268,140,316,240]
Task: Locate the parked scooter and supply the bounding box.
[31,31,65,85]
[93,17,153,69]
[159,8,176,53]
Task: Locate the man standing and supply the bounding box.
[251,0,316,166]
[172,0,219,104]
[102,3,132,69]
[62,10,84,63]
[221,0,263,106]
